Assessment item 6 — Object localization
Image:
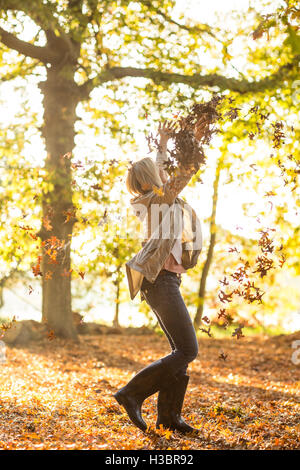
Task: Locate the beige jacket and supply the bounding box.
[125,152,203,300]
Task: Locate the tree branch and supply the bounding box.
[139,0,218,40]
[2,0,77,59]
[79,56,300,100]
[0,26,57,63]
[2,0,59,32]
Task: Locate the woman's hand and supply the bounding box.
[157,120,177,146]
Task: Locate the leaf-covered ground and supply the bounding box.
[0,332,299,450]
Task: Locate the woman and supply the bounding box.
[113,116,208,434]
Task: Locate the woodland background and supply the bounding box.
[0,0,299,451]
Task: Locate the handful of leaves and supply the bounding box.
[147,94,225,174]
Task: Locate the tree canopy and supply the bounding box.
[0,0,299,338]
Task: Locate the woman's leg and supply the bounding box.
[141,272,198,377]
[152,307,188,377]
[143,273,193,375]
[113,272,197,428]
[113,271,198,431]
[122,271,197,387]
[141,272,199,432]
[142,281,193,379]
[152,307,176,350]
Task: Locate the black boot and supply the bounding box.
[113,359,173,432]
[156,374,199,434]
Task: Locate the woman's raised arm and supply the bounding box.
[151,117,208,205]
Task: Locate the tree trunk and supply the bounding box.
[194,160,222,330]
[113,270,121,328]
[37,64,80,339]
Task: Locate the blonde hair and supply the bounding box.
[126,157,163,196]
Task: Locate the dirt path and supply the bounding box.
[0,332,299,449]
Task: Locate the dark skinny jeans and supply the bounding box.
[140,270,199,380]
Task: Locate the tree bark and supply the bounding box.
[113,267,122,328]
[37,64,80,339]
[194,160,222,330]
[113,280,120,328]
